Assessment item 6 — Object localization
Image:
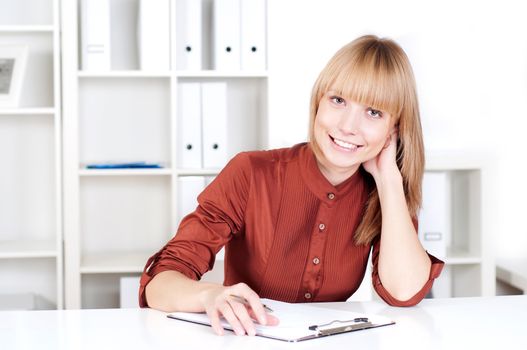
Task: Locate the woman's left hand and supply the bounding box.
[362,126,400,182]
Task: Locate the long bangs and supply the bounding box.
[321,41,409,120]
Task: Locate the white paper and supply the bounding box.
[168,299,394,342]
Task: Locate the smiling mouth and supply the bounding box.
[329,135,362,151]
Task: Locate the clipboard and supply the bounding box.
[167,298,395,342]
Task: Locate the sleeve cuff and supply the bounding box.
[372,252,444,307]
[138,250,201,308]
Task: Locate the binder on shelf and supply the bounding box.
[177,176,206,223]
[175,0,202,70]
[213,0,241,70]
[81,0,111,71]
[240,0,267,71]
[418,172,451,259]
[168,298,394,342]
[120,276,140,308]
[201,82,228,168]
[177,83,203,168]
[138,0,170,71]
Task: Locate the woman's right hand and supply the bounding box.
[199,282,279,336]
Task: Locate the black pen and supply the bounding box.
[229,294,274,313]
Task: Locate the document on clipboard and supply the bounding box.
[167,298,395,342]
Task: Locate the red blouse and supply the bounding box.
[139,143,443,307]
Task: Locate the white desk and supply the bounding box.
[2,296,526,350]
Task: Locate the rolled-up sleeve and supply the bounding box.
[139,153,252,307]
[371,236,444,307]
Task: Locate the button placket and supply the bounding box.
[300,203,332,301]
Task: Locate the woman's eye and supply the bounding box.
[331,96,346,105]
[367,108,383,118]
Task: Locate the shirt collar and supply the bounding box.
[299,143,365,205]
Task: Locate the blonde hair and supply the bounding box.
[308,35,424,246]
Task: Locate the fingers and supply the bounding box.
[226,298,256,336]
[248,308,280,326]
[232,284,268,326]
[218,302,250,336]
[204,283,268,336]
[206,308,225,336]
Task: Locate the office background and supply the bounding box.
[1,0,526,310]
[267,0,527,262]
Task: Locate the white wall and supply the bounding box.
[267,0,527,260]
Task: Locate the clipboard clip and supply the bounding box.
[308,318,372,336]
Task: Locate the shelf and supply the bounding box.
[78,71,171,78]
[80,252,151,274]
[79,168,172,177]
[425,151,486,171]
[443,249,482,265]
[176,71,268,78]
[0,108,56,115]
[77,71,268,78]
[0,25,54,33]
[177,169,221,176]
[0,239,57,259]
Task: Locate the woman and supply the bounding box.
[139,35,444,336]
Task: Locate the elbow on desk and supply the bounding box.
[374,278,433,307]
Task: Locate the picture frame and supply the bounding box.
[0,44,28,108]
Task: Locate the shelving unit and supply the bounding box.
[0,0,62,310]
[62,0,268,308]
[423,152,494,298]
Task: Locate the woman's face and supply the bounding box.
[314,90,393,181]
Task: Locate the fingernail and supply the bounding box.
[235,327,245,336]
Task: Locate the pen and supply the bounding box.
[229,294,274,313]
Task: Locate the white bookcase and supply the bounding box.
[423,152,495,298]
[0,0,63,309]
[62,0,268,309]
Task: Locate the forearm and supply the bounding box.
[376,173,431,301]
[145,270,221,312]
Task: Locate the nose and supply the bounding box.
[337,105,361,135]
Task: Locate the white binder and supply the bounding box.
[81,0,111,71]
[177,176,206,223]
[418,172,451,259]
[213,0,241,70]
[240,0,266,71]
[176,0,202,70]
[138,0,170,71]
[177,83,203,168]
[119,276,140,308]
[201,82,228,168]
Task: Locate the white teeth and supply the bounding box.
[333,137,357,150]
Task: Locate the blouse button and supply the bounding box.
[313,257,320,265]
[318,223,326,231]
[327,193,335,200]
[304,292,312,299]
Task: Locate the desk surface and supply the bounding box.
[2,296,526,350]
